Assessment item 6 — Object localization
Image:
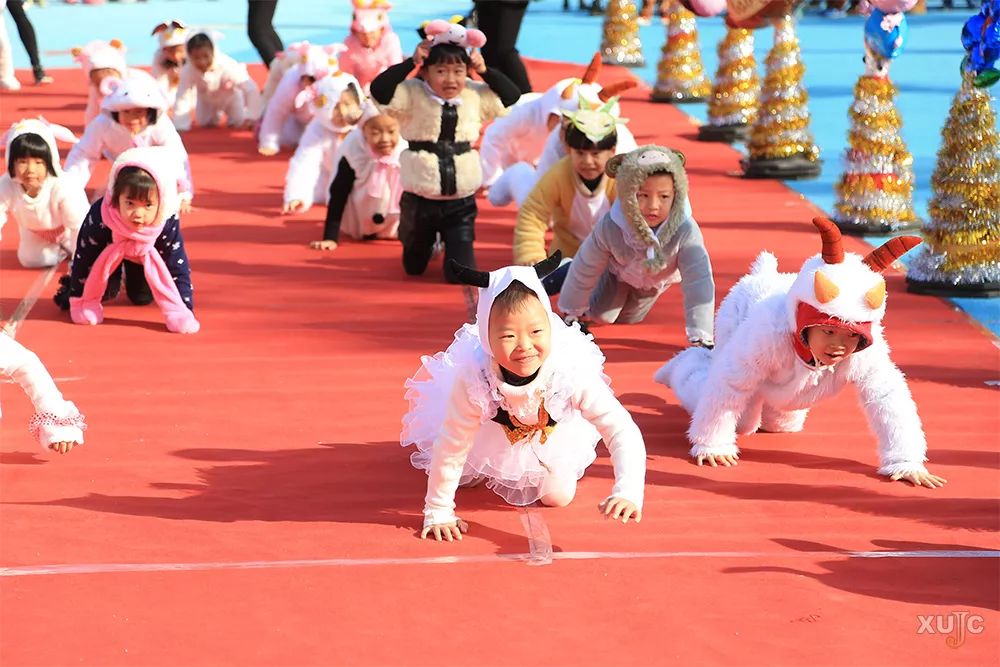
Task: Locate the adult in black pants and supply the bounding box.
[247,0,284,68]
[6,0,49,84]
[473,0,532,95]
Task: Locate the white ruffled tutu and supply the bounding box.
[401,320,610,507]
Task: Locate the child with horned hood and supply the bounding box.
[655,217,947,488]
[401,253,647,541]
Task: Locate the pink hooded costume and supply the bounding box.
[339,0,403,92]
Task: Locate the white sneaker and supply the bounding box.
[0,77,21,91]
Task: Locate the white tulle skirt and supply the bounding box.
[401,322,606,507]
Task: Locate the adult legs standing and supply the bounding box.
[5,0,48,84]
[474,1,532,95]
[247,0,284,68]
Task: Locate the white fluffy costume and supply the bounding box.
[558,145,715,339]
[655,217,931,476]
[401,254,647,528]
[479,53,637,188]
[0,118,89,268]
[172,31,263,131]
[150,20,190,110]
[283,72,364,211]
[257,42,344,155]
[71,39,139,125]
[0,332,86,450]
[64,74,195,205]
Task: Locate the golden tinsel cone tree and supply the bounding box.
[699,26,760,142]
[907,80,1000,296]
[742,15,821,179]
[651,1,711,103]
[833,74,920,235]
[600,0,645,67]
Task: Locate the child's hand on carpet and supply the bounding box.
[282,200,305,214]
[696,453,739,467]
[891,469,948,488]
[49,441,78,455]
[421,519,468,542]
[598,497,641,524]
[309,240,338,251]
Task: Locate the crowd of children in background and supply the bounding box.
[0,1,948,543]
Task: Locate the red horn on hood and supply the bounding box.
[863,236,922,272]
[581,52,601,84]
[598,80,638,101]
[812,217,844,265]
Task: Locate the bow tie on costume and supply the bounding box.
[495,400,556,446]
[368,155,401,215]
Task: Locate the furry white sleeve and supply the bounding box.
[258,72,299,152]
[172,67,199,132]
[283,120,328,210]
[63,116,110,189]
[576,379,646,509]
[848,345,929,475]
[422,372,483,528]
[0,334,85,449]
[686,308,785,457]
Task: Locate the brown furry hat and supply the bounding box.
[605,144,689,272]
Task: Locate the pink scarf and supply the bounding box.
[69,195,199,334]
[367,152,402,216]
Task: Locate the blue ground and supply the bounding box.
[5,0,997,333]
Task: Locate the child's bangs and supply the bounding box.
[424,44,471,67]
[112,166,158,202]
[7,133,56,176]
[491,280,542,317]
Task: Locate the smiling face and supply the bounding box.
[423,61,468,100]
[188,45,214,72]
[363,114,400,156]
[13,157,49,194]
[488,295,551,378]
[117,107,152,135]
[569,146,615,182]
[805,326,862,366]
[161,44,186,67]
[636,172,675,228]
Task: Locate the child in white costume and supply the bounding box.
[558,145,715,343]
[402,254,647,540]
[282,72,365,213]
[64,74,195,211]
[311,107,405,248]
[71,39,133,125]
[0,118,89,268]
[1,332,86,454]
[257,42,344,156]
[150,20,190,111]
[655,217,947,488]
[173,31,263,132]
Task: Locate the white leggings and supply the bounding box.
[16,228,73,268]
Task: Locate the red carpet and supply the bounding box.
[1,60,998,666]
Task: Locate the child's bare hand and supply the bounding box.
[282,200,305,214]
[891,470,948,488]
[469,49,487,75]
[420,519,469,542]
[413,40,431,67]
[258,145,279,157]
[696,453,739,467]
[179,199,193,215]
[49,441,77,455]
[598,497,641,524]
[309,240,338,251]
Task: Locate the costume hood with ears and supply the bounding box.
[282,41,345,79]
[352,0,394,34]
[421,16,487,50]
[787,216,921,362]
[555,53,638,116]
[297,71,365,131]
[105,146,181,228]
[152,20,189,48]
[561,94,628,143]
[449,252,565,359]
[72,39,128,76]
[100,74,170,117]
[605,145,690,272]
[3,117,79,177]
[186,29,226,52]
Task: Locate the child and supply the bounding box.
[311,107,405,249]
[282,72,365,214]
[258,42,341,156]
[479,53,635,190]
[511,100,621,269]
[558,145,715,345]
[401,254,647,541]
[64,75,195,213]
[370,17,520,283]
[58,146,199,334]
[654,217,947,488]
[1,332,86,454]
[0,118,89,268]
[150,19,189,110]
[71,39,130,125]
[340,0,403,92]
[173,31,263,132]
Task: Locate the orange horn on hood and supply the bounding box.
[863,236,922,272]
[581,52,601,84]
[812,217,844,265]
[598,80,638,101]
